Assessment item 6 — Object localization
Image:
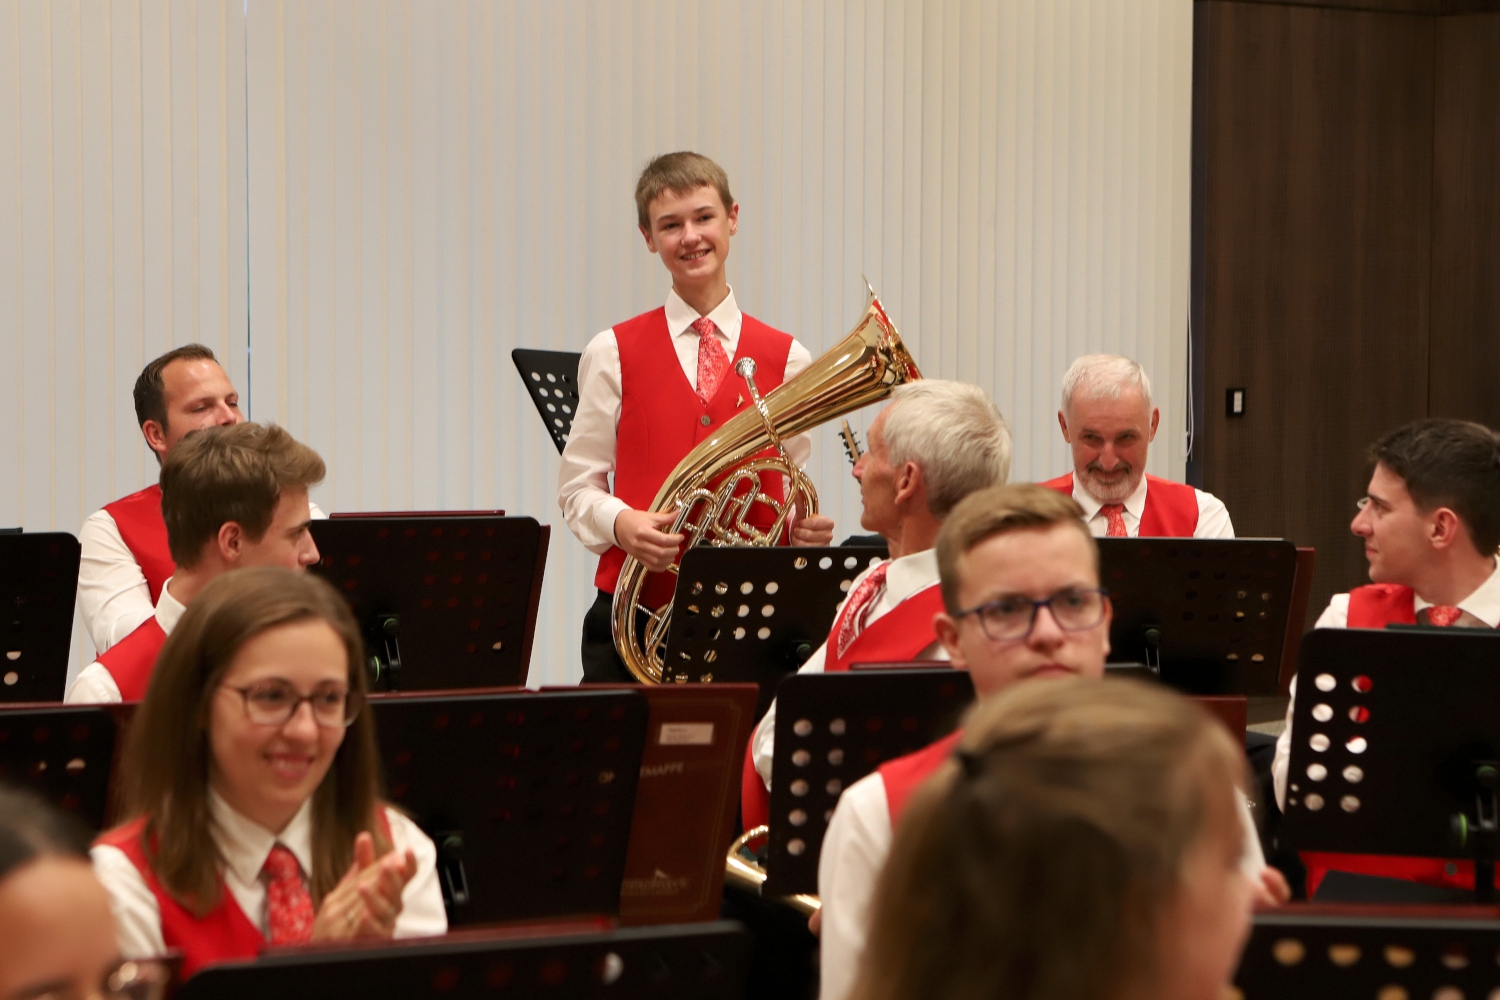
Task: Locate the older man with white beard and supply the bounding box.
[1041,354,1234,538]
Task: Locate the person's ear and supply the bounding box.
[1429,507,1464,552]
[640,225,659,254]
[893,461,924,509]
[217,521,246,565]
[142,420,169,458]
[1057,410,1071,443]
[727,201,739,235]
[1148,407,1160,442]
[933,611,965,667]
[1100,596,1113,659]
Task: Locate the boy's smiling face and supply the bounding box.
[641,185,738,295]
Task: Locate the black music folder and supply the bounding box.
[371,689,649,926]
[1281,628,1500,903]
[0,704,116,831]
[0,532,80,702]
[176,921,752,999]
[1098,537,1301,695]
[761,668,975,899]
[309,515,548,691]
[512,349,583,454]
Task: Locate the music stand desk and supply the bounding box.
[0,532,80,702]
[0,703,117,831]
[512,349,582,454]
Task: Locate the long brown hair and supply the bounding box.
[118,567,389,916]
[850,678,1244,1000]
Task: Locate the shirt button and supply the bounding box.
[700,415,712,426]
[1446,862,1459,876]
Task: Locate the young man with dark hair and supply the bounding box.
[66,423,325,703]
[1273,418,1500,895]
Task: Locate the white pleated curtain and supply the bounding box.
[4,0,1192,687]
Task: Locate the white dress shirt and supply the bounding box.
[78,499,326,653]
[816,764,1267,1000]
[557,288,815,555]
[91,791,447,959]
[1069,473,1235,539]
[65,579,189,704]
[751,548,947,789]
[1273,557,1500,810]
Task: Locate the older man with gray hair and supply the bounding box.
[1043,354,1233,538]
[744,380,1012,809]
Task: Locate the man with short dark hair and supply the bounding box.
[66,423,325,703]
[1273,418,1500,895]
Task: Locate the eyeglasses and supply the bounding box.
[222,679,363,728]
[21,958,172,1000]
[954,588,1109,643]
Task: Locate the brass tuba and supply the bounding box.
[611,283,922,683]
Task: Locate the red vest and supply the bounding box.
[103,484,175,604]
[594,308,793,600]
[1041,472,1201,537]
[96,617,168,702]
[823,582,945,673]
[1345,583,1418,628]
[96,819,265,979]
[880,730,965,823]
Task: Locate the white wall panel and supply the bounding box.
[246,0,1193,687]
[1,0,248,682]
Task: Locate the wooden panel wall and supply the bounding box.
[1193,1,1438,618]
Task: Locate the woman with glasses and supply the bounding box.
[0,784,170,1000]
[91,567,446,978]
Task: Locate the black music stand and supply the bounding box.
[1098,537,1300,695]
[0,705,116,831]
[371,689,650,926]
[0,532,80,702]
[176,921,752,1000]
[308,516,548,691]
[512,349,582,454]
[1235,906,1500,998]
[1281,628,1500,903]
[662,545,889,712]
[761,668,975,898]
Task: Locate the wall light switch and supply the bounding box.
[1226,388,1246,417]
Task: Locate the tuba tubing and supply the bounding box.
[611,283,922,683]
[724,825,821,916]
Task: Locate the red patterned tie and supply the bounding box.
[692,317,731,405]
[836,562,891,657]
[1100,503,1128,538]
[1426,605,1463,627]
[262,844,315,945]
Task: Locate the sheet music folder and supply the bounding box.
[1098,537,1300,696]
[0,532,80,702]
[175,921,752,1000]
[762,668,975,898]
[512,348,582,454]
[370,689,649,926]
[309,515,548,691]
[662,545,889,711]
[1281,627,1500,901]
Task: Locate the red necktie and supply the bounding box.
[1100,503,1128,538]
[836,562,891,657]
[262,844,315,945]
[1426,605,1463,627]
[692,317,731,405]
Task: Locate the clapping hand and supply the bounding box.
[312,832,418,941]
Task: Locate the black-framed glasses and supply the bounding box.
[19,958,172,1000]
[222,679,363,728]
[954,588,1109,642]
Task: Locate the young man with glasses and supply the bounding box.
[66,423,325,703]
[815,484,1280,1000]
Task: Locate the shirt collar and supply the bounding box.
[155,577,188,634]
[209,789,315,888]
[1072,472,1149,523]
[1413,557,1500,628]
[883,548,941,604]
[665,286,742,343]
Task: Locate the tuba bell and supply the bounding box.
[611,283,922,683]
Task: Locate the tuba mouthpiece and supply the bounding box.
[735,358,757,377]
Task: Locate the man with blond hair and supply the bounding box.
[66,423,325,703]
[745,380,1012,809]
[1044,354,1234,538]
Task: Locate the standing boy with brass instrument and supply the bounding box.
[558,152,835,683]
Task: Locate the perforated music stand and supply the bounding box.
[1280,628,1500,902]
[0,705,116,831]
[309,516,548,691]
[662,545,890,712]
[761,668,975,898]
[1235,906,1500,998]
[1098,538,1300,695]
[0,532,80,702]
[175,921,752,1000]
[371,689,650,926]
[512,349,582,454]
